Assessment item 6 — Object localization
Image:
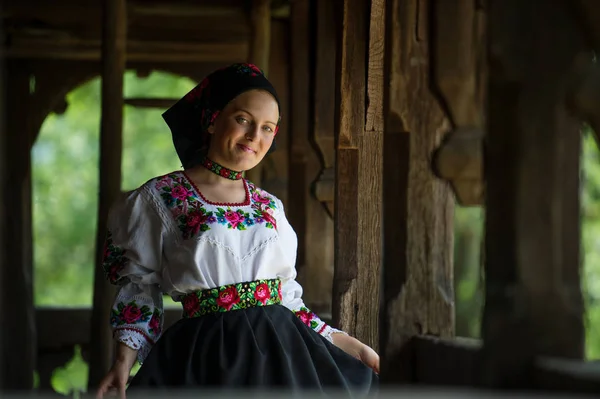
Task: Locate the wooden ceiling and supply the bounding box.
[2,0,290,63]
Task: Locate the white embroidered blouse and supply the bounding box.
[102,171,342,363]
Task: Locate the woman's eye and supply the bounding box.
[263,126,274,133]
[236,117,249,124]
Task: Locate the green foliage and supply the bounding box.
[50,345,88,397]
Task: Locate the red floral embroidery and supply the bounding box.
[183,294,201,315]
[217,286,241,311]
[254,283,271,305]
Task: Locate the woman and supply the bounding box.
[96,63,379,398]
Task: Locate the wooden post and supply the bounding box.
[312,0,337,218]
[332,0,385,349]
[286,0,310,274]
[378,0,455,382]
[245,0,271,185]
[0,14,5,390]
[481,0,586,388]
[88,0,127,389]
[2,62,36,390]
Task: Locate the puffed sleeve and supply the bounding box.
[275,199,347,343]
[101,187,165,364]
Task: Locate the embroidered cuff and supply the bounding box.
[114,327,153,364]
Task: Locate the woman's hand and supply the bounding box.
[96,343,137,399]
[331,333,380,374]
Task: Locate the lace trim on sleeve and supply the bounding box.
[114,327,153,364]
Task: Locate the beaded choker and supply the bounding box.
[200,156,244,180]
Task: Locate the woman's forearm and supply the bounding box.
[114,342,138,371]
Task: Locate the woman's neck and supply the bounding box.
[185,165,241,186]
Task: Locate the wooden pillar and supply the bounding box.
[287,0,310,272]
[311,0,337,218]
[379,0,455,382]
[258,20,289,204]
[481,0,586,388]
[2,62,36,391]
[246,0,272,186]
[0,15,6,391]
[88,0,127,388]
[332,0,385,349]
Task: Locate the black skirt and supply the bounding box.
[128,304,378,395]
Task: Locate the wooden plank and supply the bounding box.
[332,0,384,350]
[88,0,127,389]
[245,0,272,186]
[124,97,178,108]
[5,38,248,62]
[481,0,587,388]
[379,0,455,383]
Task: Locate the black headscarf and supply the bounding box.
[162,63,281,169]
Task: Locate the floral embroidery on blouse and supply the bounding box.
[147,308,162,337]
[111,300,153,327]
[181,279,282,317]
[102,231,129,286]
[153,173,280,239]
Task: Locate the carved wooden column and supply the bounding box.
[287,0,310,272]
[312,0,337,218]
[246,0,272,186]
[88,0,127,388]
[481,0,586,388]
[432,0,486,206]
[379,0,455,382]
[332,0,385,349]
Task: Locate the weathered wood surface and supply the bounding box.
[88,0,127,388]
[379,0,455,383]
[332,0,384,350]
[311,0,337,218]
[431,0,486,206]
[245,0,271,186]
[287,0,310,272]
[259,20,290,204]
[481,0,586,388]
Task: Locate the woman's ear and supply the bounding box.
[207,124,215,134]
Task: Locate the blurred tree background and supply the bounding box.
[31,72,600,396]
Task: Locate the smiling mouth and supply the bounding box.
[237,144,256,154]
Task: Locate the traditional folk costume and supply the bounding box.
[101,63,377,394]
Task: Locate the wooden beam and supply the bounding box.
[332,0,384,350]
[88,0,127,389]
[245,0,272,185]
[5,38,249,62]
[124,97,177,109]
[379,0,455,383]
[481,0,586,388]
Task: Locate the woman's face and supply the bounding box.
[206,89,279,172]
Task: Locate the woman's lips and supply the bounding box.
[237,144,256,154]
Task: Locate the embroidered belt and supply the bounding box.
[181,278,282,318]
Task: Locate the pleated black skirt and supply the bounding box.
[128,304,378,395]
